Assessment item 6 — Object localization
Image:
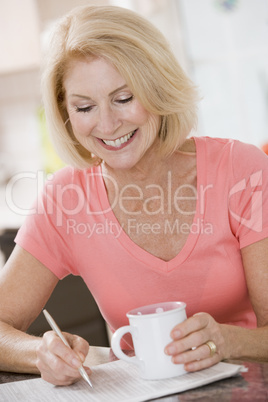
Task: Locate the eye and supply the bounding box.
[116,95,134,104]
[75,105,93,113]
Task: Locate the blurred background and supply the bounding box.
[0,0,268,231]
[0,0,267,346]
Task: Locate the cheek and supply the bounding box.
[131,103,160,132]
[130,103,151,124]
[69,114,92,138]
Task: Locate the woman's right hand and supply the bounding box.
[36,331,91,386]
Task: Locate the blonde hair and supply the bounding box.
[42,5,199,168]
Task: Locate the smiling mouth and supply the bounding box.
[101,130,137,148]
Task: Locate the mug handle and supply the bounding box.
[111,325,140,368]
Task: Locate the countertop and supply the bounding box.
[0,347,267,401]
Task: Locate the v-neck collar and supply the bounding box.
[95,137,207,273]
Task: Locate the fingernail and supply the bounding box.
[174,355,184,363]
[85,366,92,375]
[171,330,181,339]
[77,352,85,363]
[165,345,176,355]
[72,357,81,368]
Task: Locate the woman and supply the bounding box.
[0,5,267,386]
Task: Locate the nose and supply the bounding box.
[96,105,121,138]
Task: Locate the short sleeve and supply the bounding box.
[228,141,268,248]
[15,167,78,279]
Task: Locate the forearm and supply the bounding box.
[222,324,268,362]
[0,321,41,374]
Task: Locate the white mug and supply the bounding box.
[111,301,187,380]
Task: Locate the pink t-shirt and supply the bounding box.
[15,137,268,345]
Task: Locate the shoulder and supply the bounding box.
[194,136,235,153]
[45,165,101,186]
[231,139,268,168]
[194,135,267,155]
[46,166,74,184]
[194,136,268,169]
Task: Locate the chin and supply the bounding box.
[104,156,140,171]
[106,161,136,171]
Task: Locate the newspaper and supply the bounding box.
[0,359,246,402]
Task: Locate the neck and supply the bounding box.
[101,138,196,188]
[102,145,168,189]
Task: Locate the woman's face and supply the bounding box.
[64,57,160,170]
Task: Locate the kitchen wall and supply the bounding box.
[0,0,109,231]
[0,0,267,233]
[178,0,268,147]
[0,0,185,231]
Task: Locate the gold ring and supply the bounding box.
[206,341,217,357]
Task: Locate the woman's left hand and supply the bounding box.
[164,312,231,372]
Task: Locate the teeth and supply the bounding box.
[102,130,136,147]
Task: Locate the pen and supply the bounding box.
[43,309,93,388]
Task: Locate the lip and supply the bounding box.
[96,129,138,151]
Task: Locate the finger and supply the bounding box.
[184,354,220,372]
[165,326,210,356]
[37,351,92,386]
[43,332,83,370]
[37,332,92,386]
[42,375,79,386]
[171,343,218,365]
[40,367,81,386]
[67,333,90,364]
[36,349,82,385]
[83,366,92,376]
[170,313,210,340]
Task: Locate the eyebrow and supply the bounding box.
[70,84,128,100]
